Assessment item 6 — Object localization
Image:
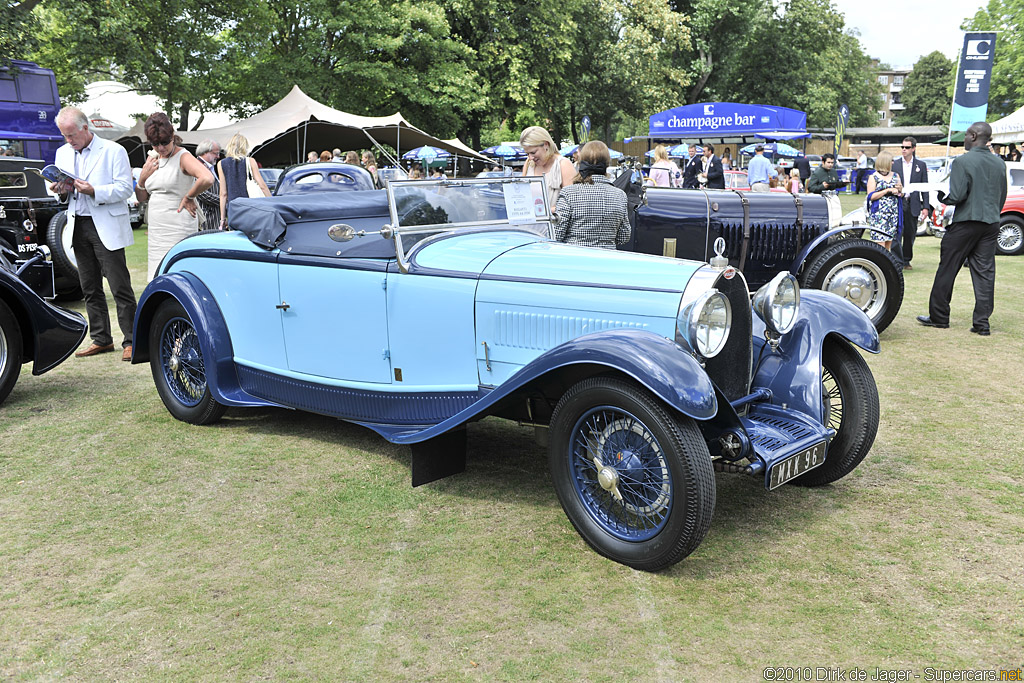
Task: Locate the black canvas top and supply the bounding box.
[230,189,390,249]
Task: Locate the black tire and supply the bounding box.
[548,376,715,571]
[0,299,24,406]
[792,338,879,487]
[801,238,904,333]
[45,210,78,281]
[149,299,226,425]
[997,215,1024,256]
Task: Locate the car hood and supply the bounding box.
[481,239,703,293]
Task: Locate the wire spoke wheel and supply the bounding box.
[570,407,672,542]
[549,377,715,571]
[160,318,208,407]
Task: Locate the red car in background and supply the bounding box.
[932,188,1024,255]
[998,190,1024,255]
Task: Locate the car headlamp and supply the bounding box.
[677,289,732,359]
[752,272,800,337]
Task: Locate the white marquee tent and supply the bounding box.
[991,106,1024,144]
[116,85,487,167]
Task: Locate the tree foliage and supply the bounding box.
[896,51,955,126]
[963,0,1024,118]
[5,0,885,146]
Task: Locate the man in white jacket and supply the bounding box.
[53,107,138,361]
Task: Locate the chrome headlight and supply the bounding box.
[677,289,732,359]
[752,272,800,336]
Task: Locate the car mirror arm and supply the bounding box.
[328,223,395,242]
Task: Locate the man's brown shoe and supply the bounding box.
[122,345,133,362]
[76,343,115,357]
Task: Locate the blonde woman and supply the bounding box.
[519,126,576,211]
[217,133,270,228]
[865,150,903,250]
[649,145,681,187]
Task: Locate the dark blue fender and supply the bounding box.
[377,328,717,444]
[789,227,863,274]
[132,272,280,409]
[0,270,87,375]
[751,289,879,423]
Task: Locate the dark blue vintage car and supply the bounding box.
[621,182,905,332]
[272,161,375,196]
[134,177,881,571]
[0,244,87,405]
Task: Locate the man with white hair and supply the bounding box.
[52,106,138,360]
[195,138,222,230]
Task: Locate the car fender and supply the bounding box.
[132,271,280,408]
[381,328,717,444]
[0,270,86,375]
[751,289,879,423]
[789,227,860,274]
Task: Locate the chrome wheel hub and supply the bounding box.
[168,354,180,373]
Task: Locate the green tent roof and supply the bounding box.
[935,131,965,144]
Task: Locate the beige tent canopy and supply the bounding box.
[116,85,488,167]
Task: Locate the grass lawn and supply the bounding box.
[2,223,1022,680]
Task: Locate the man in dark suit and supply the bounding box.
[794,154,811,186]
[917,122,1006,334]
[891,136,930,269]
[682,145,702,189]
[701,143,725,189]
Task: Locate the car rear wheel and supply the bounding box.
[0,299,24,406]
[792,338,879,487]
[801,239,904,333]
[548,376,715,571]
[149,299,226,425]
[997,215,1024,256]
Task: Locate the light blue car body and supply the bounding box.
[133,181,879,489]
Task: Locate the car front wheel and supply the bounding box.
[997,216,1024,256]
[792,338,879,487]
[801,239,904,333]
[149,299,226,425]
[548,376,715,571]
[0,299,24,406]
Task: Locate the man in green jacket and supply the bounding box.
[806,153,842,193]
[917,121,1007,335]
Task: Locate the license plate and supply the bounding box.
[768,441,827,490]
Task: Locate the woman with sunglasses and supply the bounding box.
[135,112,213,280]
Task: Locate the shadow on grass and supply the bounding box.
[209,404,843,573]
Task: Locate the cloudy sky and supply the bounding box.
[832,0,988,67]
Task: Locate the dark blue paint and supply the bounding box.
[0,267,87,375]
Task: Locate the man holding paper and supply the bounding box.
[53,107,138,361]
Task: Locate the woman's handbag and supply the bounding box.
[245,158,263,198]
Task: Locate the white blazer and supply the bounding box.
[55,134,135,251]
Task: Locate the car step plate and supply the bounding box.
[767,440,827,490]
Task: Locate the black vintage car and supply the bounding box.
[0,156,81,299]
[0,243,88,405]
[621,184,904,332]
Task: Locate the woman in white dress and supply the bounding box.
[519,126,577,212]
[135,112,213,280]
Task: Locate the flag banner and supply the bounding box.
[950,32,997,132]
[834,104,849,158]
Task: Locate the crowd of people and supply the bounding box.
[45,106,1009,365]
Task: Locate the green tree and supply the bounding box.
[963,0,1024,118]
[895,51,955,126]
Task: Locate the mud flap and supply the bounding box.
[410,428,467,486]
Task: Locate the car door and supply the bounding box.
[277,258,392,384]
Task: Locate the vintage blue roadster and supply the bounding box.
[133,177,880,571]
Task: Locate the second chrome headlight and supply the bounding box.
[752,272,800,336]
[677,289,732,359]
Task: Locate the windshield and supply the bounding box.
[386,177,554,271]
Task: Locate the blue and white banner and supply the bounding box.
[950,32,997,132]
[649,103,807,138]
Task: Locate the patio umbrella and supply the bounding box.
[739,142,802,158]
[668,143,701,156]
[401,145,451,161]
[480,144,525,159]
[559,144,579,157]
